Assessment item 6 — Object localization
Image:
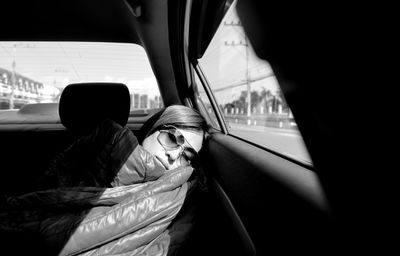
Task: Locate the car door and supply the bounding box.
[181,1,334,255]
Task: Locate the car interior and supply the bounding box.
[0,0,395,255]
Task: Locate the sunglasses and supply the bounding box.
[157,125,200,167]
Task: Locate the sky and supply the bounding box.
[0,42,160,98]
[198,1,280,104]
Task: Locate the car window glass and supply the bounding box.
[193,71,221,131]
[197,2,312,165]
[0,42,162,123]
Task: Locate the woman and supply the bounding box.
[0,105,208,256]
[140,105,207,170]
[30,104,208,189]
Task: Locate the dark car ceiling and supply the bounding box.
[0,0,181,106]
[1,0,139,43]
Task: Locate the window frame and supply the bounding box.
[191,42,314,169]
[192,61,228,134]
[192,58,314,168]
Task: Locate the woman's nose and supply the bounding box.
[166,147,182,161]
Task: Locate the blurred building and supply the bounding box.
[0,67,47,109]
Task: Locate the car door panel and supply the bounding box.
[208,176,256,255]
[201,133,333,255]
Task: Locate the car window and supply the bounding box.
[0,42,162,123]
[193,71,221,131]
[196,2,312,165]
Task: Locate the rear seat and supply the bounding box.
[0,128,75,195]
[0,82,131,196]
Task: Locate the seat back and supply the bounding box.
[59,82,131,135]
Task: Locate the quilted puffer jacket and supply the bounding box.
[0,119,200,256]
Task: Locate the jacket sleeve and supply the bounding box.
[0,168,194,256]
[42,167,193,256]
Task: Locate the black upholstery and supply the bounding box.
[137,108,166,144]
[59,82,131,135]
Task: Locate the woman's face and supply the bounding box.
[142,126,204,170]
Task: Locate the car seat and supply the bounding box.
[59,82,131,136]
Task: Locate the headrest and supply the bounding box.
[137,108,166,144]
[59,82,131,135]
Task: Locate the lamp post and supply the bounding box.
[224,21,251,117]
[9,44,19,109]
[244,35,250,117]
[9,59,16,109]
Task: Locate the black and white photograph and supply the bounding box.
[0,0,396,255]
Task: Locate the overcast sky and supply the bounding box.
[0,41,160,97]
[198,2,280,104]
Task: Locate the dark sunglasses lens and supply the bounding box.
[175,134,185,146]
[159,131,178,148]
[168,129,185,145]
